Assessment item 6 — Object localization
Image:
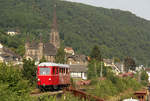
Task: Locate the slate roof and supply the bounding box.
[43,43,57,56]
[65,47,73,51]
[70,64,88,72]
[67,54,87,62]
[0,47,22,62]
[27,42,39,49]
[26,42,57,56]
[3,47,21,58]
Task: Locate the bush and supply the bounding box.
[98,80,118,97]
[0,63,22,88]
[0,63,31,101]
[22,59,36,85]
[141,70,148,86]
[88,72,143,99]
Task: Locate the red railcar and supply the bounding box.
[37,62,70,90]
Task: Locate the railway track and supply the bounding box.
[30,87,104,101]
[64,86,104,101]
[30,89,63,97]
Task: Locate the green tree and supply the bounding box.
[124,57,136,72]
[114,57,121,63]
[39,56,47,63]
[22,59,36,85]
[55,46,66,64]
[141,70,148,81]
[140,70,148,86]
[87,59,110,79]
[90,45,102,61]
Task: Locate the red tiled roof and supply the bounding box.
[118,72,134,77]
[65,47,73,51]
[134,90,147,94]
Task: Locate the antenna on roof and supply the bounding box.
[40,33,43,43]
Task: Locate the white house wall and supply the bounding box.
[146,71,150,82]
[71,72,87,80]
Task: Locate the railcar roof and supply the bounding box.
[38,62,70,68]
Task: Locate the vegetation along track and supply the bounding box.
[30,87,104,101]
[64,86,104,101]
[30,89,63,97]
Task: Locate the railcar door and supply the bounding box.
[59,67,64,84]
[52,67,59,85]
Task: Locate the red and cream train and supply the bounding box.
[37,62,70,90]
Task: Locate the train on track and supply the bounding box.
[37,62,70,90]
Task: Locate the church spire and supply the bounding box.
[51,4,58,31]
[50,4,60,49]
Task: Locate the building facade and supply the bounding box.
[70,64,88,80]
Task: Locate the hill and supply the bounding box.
[0,0,150,65]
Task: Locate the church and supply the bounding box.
[24,6,60,62]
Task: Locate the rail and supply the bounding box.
[64,86,104,101]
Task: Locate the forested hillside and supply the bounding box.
[0,0,150,65]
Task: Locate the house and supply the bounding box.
[66,54,88,65]
[123,98,139,101]
[103,59,121,75]
[0,43,3,55]
[0,43,22,64]
[0,56,4,63]
[103,59,114,67]
[136,65,145,72]
[64,47,75,55]
[6,31,19,36]
[114,62,124,73]
[70,64,88,80]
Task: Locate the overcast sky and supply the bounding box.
[65,0,150,21]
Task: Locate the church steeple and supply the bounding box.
[50,4,60,49]
[52,4,58,31]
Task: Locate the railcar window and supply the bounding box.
[56,67,58,74]
[39,68,50,75]
[59,68,62,73]
[63,68,65,74]
[64,68,66,74]
[62,68,63,73]
[66,68,67,74]
[53,67,55,75]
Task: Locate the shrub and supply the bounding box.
[0,63,22,88]
[22,59,36,85]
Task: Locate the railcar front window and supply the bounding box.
[39,68,50,75]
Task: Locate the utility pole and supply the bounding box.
[100,62,103,77]
[94,62,98,78]
[138,71,141,83]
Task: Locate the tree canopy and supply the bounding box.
[55,46,66,64]
[90,45,102,61]
[124,57,136,72]
[0,0,150,65]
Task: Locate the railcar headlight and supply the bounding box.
[38,78,40,81]
[48,78,51,81]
